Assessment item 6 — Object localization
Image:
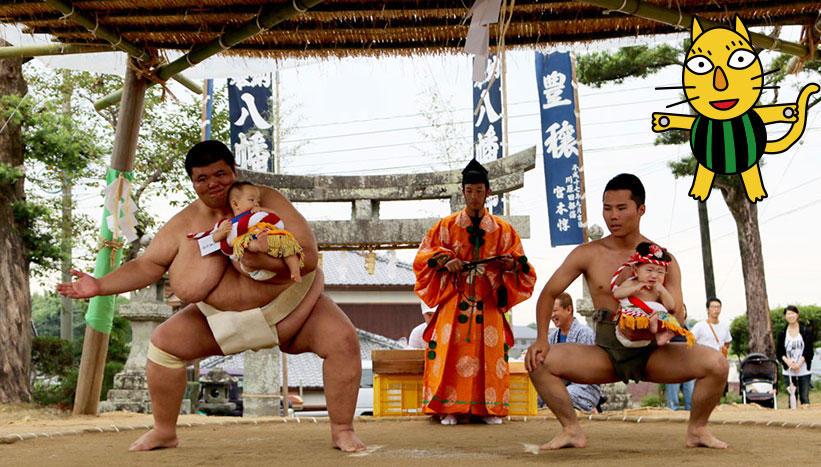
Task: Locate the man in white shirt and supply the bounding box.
[407,302,436,349]
[691,297,732,357]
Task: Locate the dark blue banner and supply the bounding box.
[535,51,584,246]
[473,55,504,215]
[228,75,273,172]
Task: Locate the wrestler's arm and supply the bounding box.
[526,246,586,370]
[536,247,585,339]
[238,187,318,278]
[662,253,685,323]
[57,221,177,298]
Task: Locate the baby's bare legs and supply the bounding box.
[284,255,302,282]
[649,312,659,334]
[247,231,270,253]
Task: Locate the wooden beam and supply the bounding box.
[0,43,110,59]
[94,0,324,110]
[44,0,202,97]
[580,0,820,58]
[73,60,148,415]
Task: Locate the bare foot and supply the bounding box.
[685,426,728,449]
[649,314,659,334]
[128,429,179,451]
[332,428,367,452]
[539,425,587,450]
[290,272,302,283]
[656,329,674,346]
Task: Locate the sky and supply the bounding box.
[4,24,820,328]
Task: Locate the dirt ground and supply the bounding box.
[2,404,821,466]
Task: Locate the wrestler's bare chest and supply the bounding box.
[584,245,632,310]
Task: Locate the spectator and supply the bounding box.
[692,297,732,395]
[665,305,695,410]
[407,302,435,349]
[692,298,732,357]
[776,305,815,407]
[548,292,602,413]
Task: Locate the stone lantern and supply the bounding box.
[100,280,190,414]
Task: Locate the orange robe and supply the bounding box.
[414,209,536,416]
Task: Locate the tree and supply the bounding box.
[576,43,819,357]
[0,39,33,403]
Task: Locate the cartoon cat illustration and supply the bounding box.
[652,16,819,203]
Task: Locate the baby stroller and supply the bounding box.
[739,353,778,409]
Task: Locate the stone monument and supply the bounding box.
[242,348,284,417]
[100,280,190,414]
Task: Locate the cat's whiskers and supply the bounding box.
[655,85,695,90]
[666,96,699,108]
[749,68,779,80]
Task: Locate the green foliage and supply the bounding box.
[30,293,131,407]
[12,199,61,271]
[576,44,681,87]
[730,305,821,356]
[31,336,74,377]
[0,161,24,184]
[640,393,665,407]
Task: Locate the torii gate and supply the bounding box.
[239,146,535,252]
[1,0,818,415]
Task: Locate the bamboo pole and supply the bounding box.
[94,72,202,111]
[94,0,324,111]
[43,0,201,96]
[580,0,819,58]
[73,60,148,415]
[0,43,110,59]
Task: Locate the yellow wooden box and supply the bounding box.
[372,357,537,417]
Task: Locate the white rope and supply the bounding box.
[256,6,265,30]
[58,5,75,20]
[292,0,308,13]
[0,91,29,137]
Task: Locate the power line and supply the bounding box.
[288,84,656,131]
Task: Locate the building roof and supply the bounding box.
[2,2,818,60]
[200,328,405,388]
[322,250,416,287]
[512,325,537,340]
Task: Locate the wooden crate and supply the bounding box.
[372,352,537,417]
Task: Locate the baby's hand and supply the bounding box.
[212,220,231,241]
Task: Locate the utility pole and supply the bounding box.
[698,201,716,299]
[273,63,281,174]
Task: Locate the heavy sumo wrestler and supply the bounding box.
[58,141,366,452]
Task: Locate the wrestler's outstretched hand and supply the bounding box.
[525,340,550,372]
[56,269,102,299]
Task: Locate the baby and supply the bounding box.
[611,242,693,347]
[211,181,304,282]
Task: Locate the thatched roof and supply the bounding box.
[1,1,819,59]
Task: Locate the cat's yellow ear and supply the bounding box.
[734,16,750,42]
[691,17,704,42]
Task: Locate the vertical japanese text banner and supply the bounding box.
[228,75,274,172]
[473,55,504,215]
[535,51,584,246]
